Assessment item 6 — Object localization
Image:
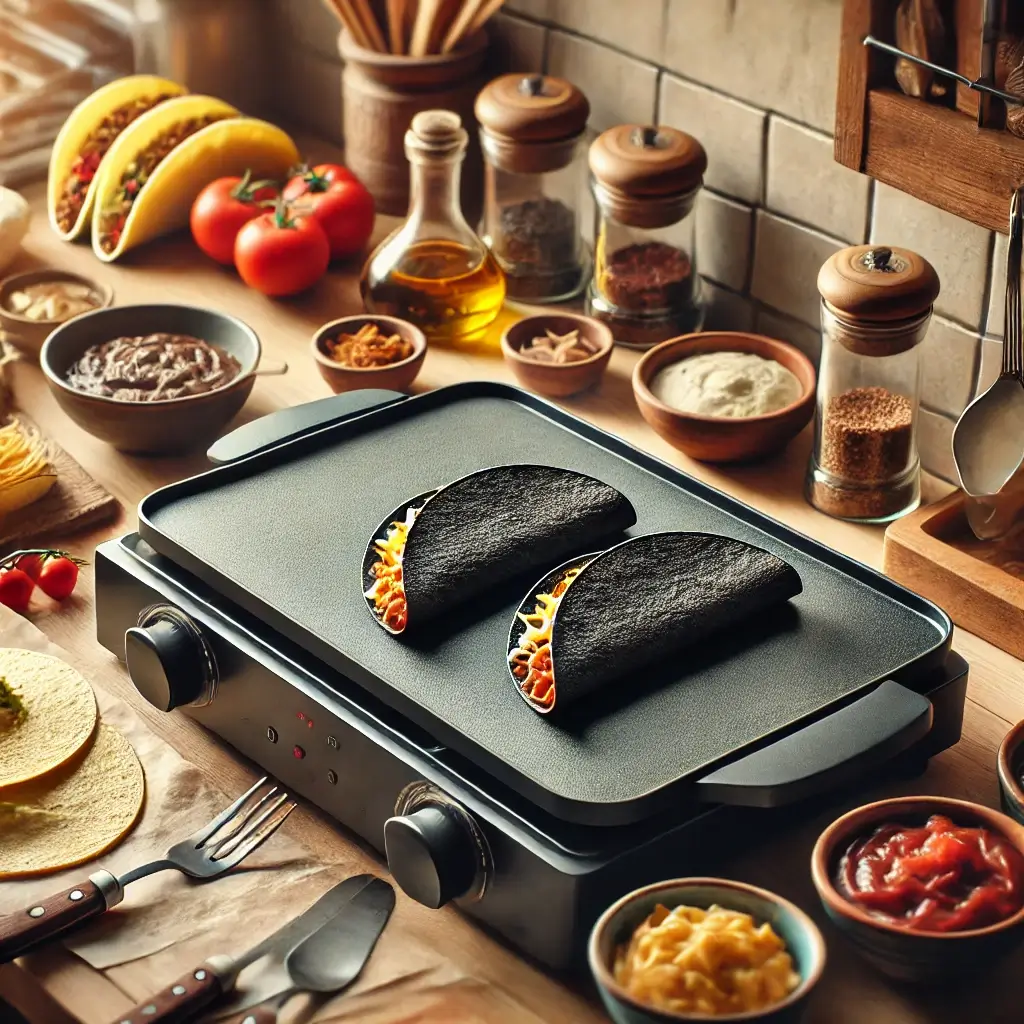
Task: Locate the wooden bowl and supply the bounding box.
[501,313,613,398]
[632,332,816,463]
[811,796,1024,982]
[589,878,826,1023]
[312,316,426,394]
[41,304,262,455]
[997,720,1024,825]
[0,269,113,359]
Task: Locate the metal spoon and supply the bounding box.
[953,187,1024,539]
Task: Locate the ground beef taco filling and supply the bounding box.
[54,94,176,234]
[97,114,227,253]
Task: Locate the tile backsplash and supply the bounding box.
[271,0,1004,483]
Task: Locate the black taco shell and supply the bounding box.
[514,532,802,714]
[364,465,637,634]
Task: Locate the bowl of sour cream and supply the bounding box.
[632,332,816,463]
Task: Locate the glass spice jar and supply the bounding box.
[587,124,707,348]
[475,73,591,303]
[361,110,506,346]
[807,244,941,523]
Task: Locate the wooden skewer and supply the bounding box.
[409,0,444,56]
[350,0,388,51]
[466,0,505,35]
[441,0,486,53]
[321,0,371,48]
[388,0,408,53]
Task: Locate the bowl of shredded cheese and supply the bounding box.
[312,315,426,394]
[589,877,826,1022]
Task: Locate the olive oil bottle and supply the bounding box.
[361,111,505,346]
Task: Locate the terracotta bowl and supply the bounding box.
[589,878,826,1023]
[312,315,426,394]
[997,720,1024,825]
[41,304,262,455]
[632,332,816,463]
[811,795,1024,982]
[0,268,113,359]
[501,313,613,398]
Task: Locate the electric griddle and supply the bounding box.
[95,383,967,968]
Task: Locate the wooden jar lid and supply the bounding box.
[475,74,589,143]
[589,125,707,198]
[817,245,940,322]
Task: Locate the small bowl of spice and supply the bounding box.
[997,719,1024,826]
[0,269,112,358]
[312,316,426,394]
[633,332,816,463]
[501,313,613,398]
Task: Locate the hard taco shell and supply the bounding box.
[47,74,188,241]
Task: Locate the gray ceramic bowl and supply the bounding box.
[41,304,262,455]
[811,796,1024,982]
[997,720,1024,825]
[589,878,826,1023]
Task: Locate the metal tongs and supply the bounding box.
[952,187,1024,540]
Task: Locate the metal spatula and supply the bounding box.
[953,187,1024,539]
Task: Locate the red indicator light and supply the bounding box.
[293,745,306,759]
[296,711,305,721]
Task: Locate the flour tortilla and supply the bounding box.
[0,648,98,787]
[0,724,145,878]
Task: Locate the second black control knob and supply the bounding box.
[125,609,213,712]
[384,805,478,909]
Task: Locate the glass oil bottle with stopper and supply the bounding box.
[807,245,939,523]
[361,110,506,346]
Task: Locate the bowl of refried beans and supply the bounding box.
[41,303,263,454]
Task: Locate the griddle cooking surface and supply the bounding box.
[140,385,948,824]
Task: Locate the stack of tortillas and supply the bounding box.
[0,648,145,878]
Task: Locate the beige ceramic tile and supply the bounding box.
[490,14,546,73]
[751,211,844,326]
[693,190,753,292]
[272,0,344,62]
[659,75,765,204]
[756,306,822,363]
[546,30,658,131]
[274,46,344,145]
[976,338,1003,396]
[918,408,957,482]
[663,0,843,133]
[766,117,870,244]
[548,0,666,63]
[871,183,993,331]
[920,316,980,418]
[703,281,756,333]
[984,231,1024,340]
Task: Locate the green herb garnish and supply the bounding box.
[0,676,25,729]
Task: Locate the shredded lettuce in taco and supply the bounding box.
[0,676,25,729]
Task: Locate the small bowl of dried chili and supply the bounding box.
[312,315,426,394]
[811,795,1024,982]
[501,313,613,399]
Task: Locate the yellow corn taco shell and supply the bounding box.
[91,101,301,263]
[47,74,188,242]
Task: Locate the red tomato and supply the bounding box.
[0,568,34,611]
[283,164,374,260]
[191,172,279,265]
[234,204,331,297]
[37,556,80,601]
[14,553,44,580]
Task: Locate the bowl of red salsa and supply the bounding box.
[811,796,1024,982]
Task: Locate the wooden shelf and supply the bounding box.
[836,0,1024,233]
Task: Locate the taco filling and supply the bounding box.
[509,563,588,711]
[0,676,25,729]
[54,94,177,234]
[364,500,428,633]
[97,114,228,253]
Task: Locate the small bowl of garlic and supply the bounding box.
[501,313,613,398]
[0,268,112,359]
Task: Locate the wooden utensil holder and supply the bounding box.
[339,27,487,219]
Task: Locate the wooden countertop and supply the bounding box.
[3,177,1024,1024]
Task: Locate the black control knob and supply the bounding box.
[125,609,213,712]
[384,805,479,909]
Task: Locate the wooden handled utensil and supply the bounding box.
[388,0,408,53]
[321,0,370,47]
[466,0,505,35]
[409,0,445,56]
[351,0,388,52]
[441,0,485,53]
[0,778,295,964]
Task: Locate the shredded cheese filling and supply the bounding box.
[508,564,586,710]
[365,503,423,632]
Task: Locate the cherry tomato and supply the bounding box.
[14,553,44,581]
[37,556,80,601]
[0,568,35,612]
[234,203,330,297]
[191,171,279,266]
[283,164,374,260]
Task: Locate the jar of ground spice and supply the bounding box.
[475,74,591,303]
[587,124,707,348]
[807,244,940,523]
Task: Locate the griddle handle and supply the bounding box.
[695,680,933,808]
[207,390,408,464]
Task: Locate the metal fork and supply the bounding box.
[0,777,295,964]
